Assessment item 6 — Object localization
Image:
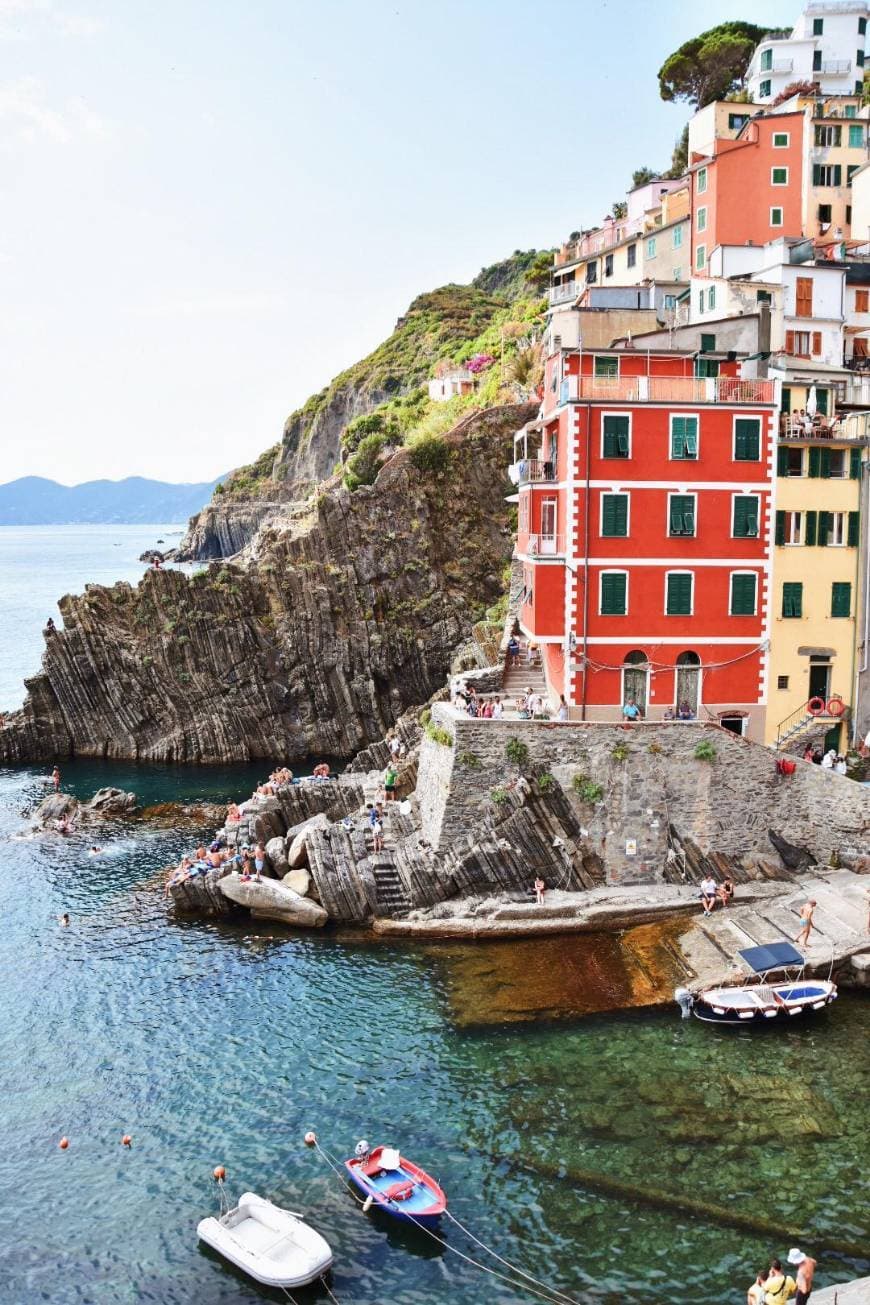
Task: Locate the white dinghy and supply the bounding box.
[197,1191,333,1289]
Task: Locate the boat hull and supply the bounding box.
[693,980,837,1026]
[345,1147,446,1225]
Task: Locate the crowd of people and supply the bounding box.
[165,837,270,894]
[746,1249,816,1304]
[802,744,849,774]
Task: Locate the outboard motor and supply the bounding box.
[354,1139,371,1163]
[674,987,694,1019]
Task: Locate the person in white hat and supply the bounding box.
[787,1249,816,1305]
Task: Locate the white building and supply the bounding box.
[747,2,868,104]
[427,370,474,402]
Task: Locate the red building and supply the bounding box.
[513,347,777,740]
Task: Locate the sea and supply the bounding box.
[0,525,867,1304]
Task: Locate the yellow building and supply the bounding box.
[767,412,868,752]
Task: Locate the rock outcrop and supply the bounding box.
[219,873,328,927]
[32,787,138,830]
[0,405,532,765]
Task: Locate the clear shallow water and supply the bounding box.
[0,530,868,1304]
[0,524,182,709]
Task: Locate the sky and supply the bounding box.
[0,0,800,485]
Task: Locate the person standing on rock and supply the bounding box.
[534,876,545,905]
[763,1259,796,1303]
[383,763,398,802]
[372,816,384,853]
[388,735,401,760]
[747,1269,768,1305]
[787,1249,816,1305]
[795,900,817,949]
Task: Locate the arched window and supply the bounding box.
[675,651,701,716]
[622,650,649,711]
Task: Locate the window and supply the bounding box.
[825,511,848,546]
[815,124,842,147]
[782,582,803,617]
[847,204,853,224]
[832,581,852,617]
[777,445,804,476]
[697,207,707,233]
[760,80,771,98]
[733,496,759,538]
[760,48,772,72]
[708,286,716,311]
[818,203,833,223]
[586,261,598,284]
[673,225,683,248]
[849,123,865,148]
[856,289,869,312]
[771,207,784,226]
[626,243,637,268]
[771,167,788,186]
[827,448,847,478]
[734,417,761,461]
[779,511,804,545]
[668,493,696,537]
[795,276,813,318]
[848,163,860,183]
[695,245,706,270]
[773,131,790,147]
[594,355,618,378]
[786,329,812,357]
[600,572,627,615]
[604,253,614,277]
[860,16,867,35]
[700,333,716,352]
[647,237,657,259]
[813,50,823,72]
[858,48,865,66]
[730,573,757,615]
[813,16,823,35]
[777,675,790,690]
[601,493,628,537]
[813,164,843,186]
[697,167,707,193]
[602,414,630,458]
[666,572,693,616]
[846,103,858,117]
[670,415,699,459]
[695,355,719,378]
[698,291,705,316]
[729,112,749,130]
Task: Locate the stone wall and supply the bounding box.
[421,704,870,884]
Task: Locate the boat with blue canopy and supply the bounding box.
[677,941,837,1025]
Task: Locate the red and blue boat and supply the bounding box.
[344,1143,446,1225]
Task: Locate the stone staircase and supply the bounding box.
[360,771,411,915]
[501,657,549,708]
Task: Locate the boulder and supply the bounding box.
[33,793,80,828]
[287,813,330,868]
[283,868,311,897]
[265,835,289,878]
[86,787,138,816]
[219,873,328,927]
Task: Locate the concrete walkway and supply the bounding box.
[812,1277,870,1303]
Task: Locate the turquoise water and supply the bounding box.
[0,529,868,1304]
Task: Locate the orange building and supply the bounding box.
[690,112,805,276]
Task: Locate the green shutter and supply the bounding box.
[818,510,830,546]
[834,165,842,186]
[850,448,862,479]
[602,494,627,536]
[808,446,821,478]
[820,447,831,478]
[782,582,803,618]
[666,573,692,615]
[831,581,852,617]
[734,418,760,461]
[685,428,698,457]
[777,446,789,476]
[775,510,785,545]
[848,510,860,546]
[603,414,630,457]
[734,497,759,537]
[730,574,757,615]
[669,495,695,536]
[601,573,627,614]
[805,510,818,546]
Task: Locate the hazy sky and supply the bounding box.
[1,0,798,485]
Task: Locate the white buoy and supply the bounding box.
[362,1194,374,1213]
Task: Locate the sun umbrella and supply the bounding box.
[806,385,818,417]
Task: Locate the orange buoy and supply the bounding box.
[121,1134,133,1148]
[213,1165,226,1181]
[304,1131,317,1147]
[59,1137,69,1150]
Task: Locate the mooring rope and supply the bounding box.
[309,1136,580,1305]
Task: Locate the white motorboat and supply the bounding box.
[677,941,837,1026]
[197,1191,333,1289]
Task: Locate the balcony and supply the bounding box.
[780,412,870,443]
[820,60,851,75]
[772,58,793,73]
[549,281,579,306]
[556,375,775,405]
[516,458,557,484]
[524,532,566,558]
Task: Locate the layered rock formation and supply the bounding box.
[0,405,531,765]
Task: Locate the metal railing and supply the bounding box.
[820,60,851,74]
[523,532,566,557]
[776,698,850,748]
[516,458,556,483]
[549,282,578,305]
[772,58,793,72]
[558,375,774,405]
[780,413,870,442]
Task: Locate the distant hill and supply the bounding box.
[0,475,226,525]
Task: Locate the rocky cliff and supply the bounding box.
[0,404,532,764]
